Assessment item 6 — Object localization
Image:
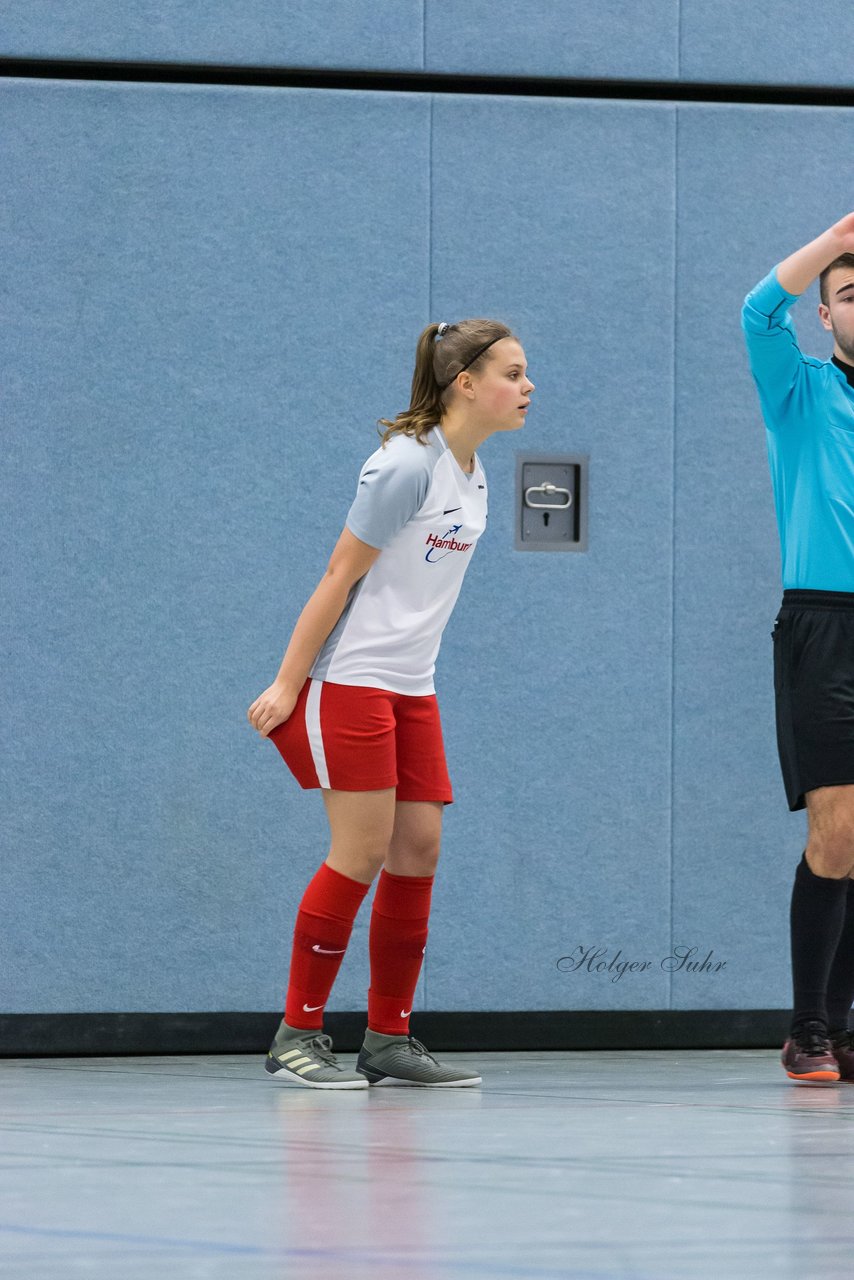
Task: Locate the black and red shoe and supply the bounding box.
[830,1030,854,1081]
[781,1020,840,1085]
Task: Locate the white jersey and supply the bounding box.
[310,425,488,695]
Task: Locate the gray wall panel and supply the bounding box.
[671,104,851,1009]
[428,96,676,1010]
[426,0,678,81]
[3,82,679,1017]
[3,1,847,88]
[681,0,854,86]
[0,1,424,69]
[1,78,429,1012]
[7,76,844,1019]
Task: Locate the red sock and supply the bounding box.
[284,862,371,1031]
[368,869,434,1035]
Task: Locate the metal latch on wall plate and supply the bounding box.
[524,482,573,522]
[515,455,588,552]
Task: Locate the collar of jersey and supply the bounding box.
[831,355,854,392]
[433,425,477,480]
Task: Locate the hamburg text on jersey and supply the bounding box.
[309,425,488,695]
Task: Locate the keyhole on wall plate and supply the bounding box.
[543,511,550,527]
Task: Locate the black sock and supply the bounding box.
[790,851,849,1035]
[825,878,854,1035]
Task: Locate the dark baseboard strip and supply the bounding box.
[1,58,853,107]
[0,1010,791,1057]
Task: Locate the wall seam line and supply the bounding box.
[677,0,682,79]
[669,105,680,1011]
[2,60,851,106]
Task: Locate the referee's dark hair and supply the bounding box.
[377,318,514,448]
[819,253,854,305]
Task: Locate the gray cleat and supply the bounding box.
[265,1020,368,1089]
[356,1029,482,1087]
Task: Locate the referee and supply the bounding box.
[742,212,854,1084]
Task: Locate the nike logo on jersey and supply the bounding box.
[400,1009,412,1018]
[311,944,346,954]
[303,1003,324,1012]
[443,506,462,515]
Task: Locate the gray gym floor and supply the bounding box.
[2,1048,853,1280]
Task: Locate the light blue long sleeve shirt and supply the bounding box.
[742,267,854,590]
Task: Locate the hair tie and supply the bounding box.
[436,322,450,338]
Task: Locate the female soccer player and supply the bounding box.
[247,318,534,1088]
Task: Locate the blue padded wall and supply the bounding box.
[2,77,680,1018]
[680,1,854,86]
[0,1,424,69]
[3,2,851,86]
[428,95,676,1011]
[2,78,430,1012]
[3,73,849,1018]
[672,104,854,1010]
[425,1,678,80]
[429,0,852,86]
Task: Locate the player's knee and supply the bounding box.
[327,843,388,884]
[414,842,441,875]
[807,832,854,879]
[387,837,441,876]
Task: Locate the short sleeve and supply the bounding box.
[345,440,433,549]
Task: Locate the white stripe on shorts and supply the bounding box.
[305,679,331,789]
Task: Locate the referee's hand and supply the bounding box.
[831,212,854,253]
[247,682,299,738]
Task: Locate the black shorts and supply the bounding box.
[773,589,854,811]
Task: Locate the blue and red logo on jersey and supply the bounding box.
[425,523,473,563]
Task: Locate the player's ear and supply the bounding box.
[818,303,833,332]
[457,370,476,401]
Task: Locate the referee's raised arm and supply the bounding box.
[776,212,854,296]
[742,213,854,422]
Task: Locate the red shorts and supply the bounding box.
[268,678,454,804]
